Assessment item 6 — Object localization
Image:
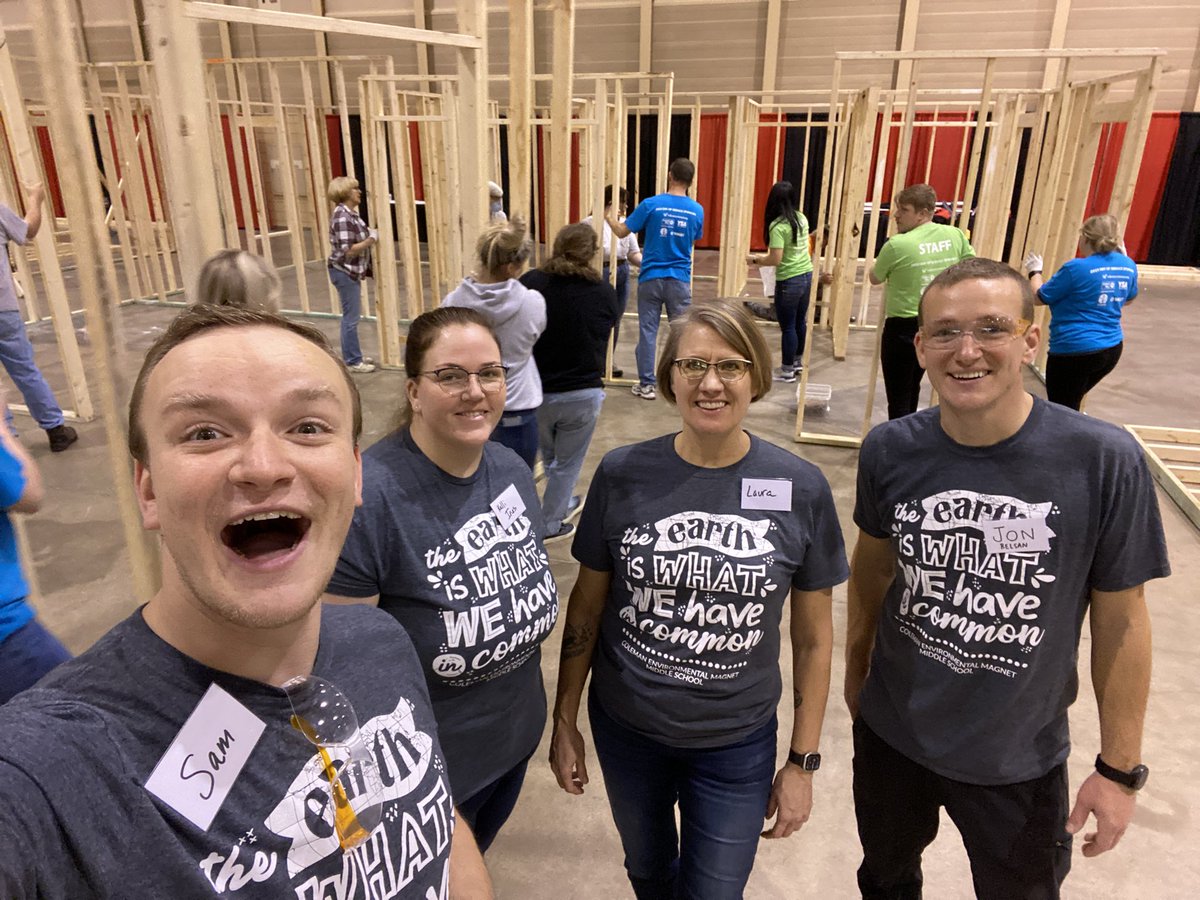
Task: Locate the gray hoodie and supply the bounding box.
[443,276,547,411]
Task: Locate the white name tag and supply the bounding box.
[741,478,792,511]
[145,683,267,831]
[490,483,526,532]
[982,518,1052,555]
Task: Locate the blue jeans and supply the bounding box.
[635,278,692,386]
[0,310,65,430]
[589,691,777,900]
[537,388,604,532]
[603,260,630,348]
[491,407,539,470]
[329,268,365,365]
[0,617,71,704]
[456,756,531,853]
[774,272,813,368]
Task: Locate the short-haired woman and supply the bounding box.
[443,217,546,468]
[326,306,558,850]
[1025,214,1138,410]
[550,299,848,898]
[195,249,281,313]
[326,176,376,373]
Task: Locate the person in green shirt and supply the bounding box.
[870,184,975,417]
[746,181,814,383]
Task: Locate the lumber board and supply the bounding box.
[1127,426,1200,532]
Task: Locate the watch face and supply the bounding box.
[1130,765,1149,790]
[804,752,821,772]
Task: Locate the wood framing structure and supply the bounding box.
[1127,425,1200,532]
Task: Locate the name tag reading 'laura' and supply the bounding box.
[982,517,1052,554]
[741,478,792,511]
[145,683,267,831]
[490,483,526,532]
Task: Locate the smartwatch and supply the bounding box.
[787,750,821,772]
[1095,755,1149,791]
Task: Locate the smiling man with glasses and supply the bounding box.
[845,257,1170,899]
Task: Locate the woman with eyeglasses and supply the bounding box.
[1023,214,1138,410]
[326,306,558,851]
[549,300,848,898]
[444,216,546,468]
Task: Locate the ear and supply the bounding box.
[405,377,421,417]
[353,445,364,508]
[1022,321,1041,364]
[914,329,928,369]
[134,459,161,531]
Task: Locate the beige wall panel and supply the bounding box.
[652,2,763,95]
[574,7,641,75]
[777,1,901,92]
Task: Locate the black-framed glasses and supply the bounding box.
[672,357,754,383]
[419,365,509,393]
[920,316,1032,349]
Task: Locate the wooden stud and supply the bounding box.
[956,58,995,233]
[547,0,575,240]
[507,0,534,224]
[235,65,275,267]
[455,0,488,271]
[268,63,312,313]
[113,69,168,301]
[1127,426,1200,532]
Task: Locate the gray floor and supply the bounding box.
[15,259,1200,898]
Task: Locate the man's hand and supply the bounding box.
[1024,251,1044,274]
[23,182,44,204]
[745,253,758,266]
[761,765,813,839]
[1066,771,1137,858]
[549,719,589,795]
[448,816,493,900]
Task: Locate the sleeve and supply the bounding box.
[570,457,614,571]
[0,205,29,246]
[792,473,850,591]
[959,230,976,260]
[873,240,896,282]
[0,442,26,509]
[529,288,547,336]
[768,220,785,250]
[693,205,705,240]
[1089,438,1171,591]
[326,475,388,598]
[622,231,640,256]
[0,760,69,898]
[852,431,889,539]
[1036,262,1073,308]
[623,200,649,234]
[1128,259,1139,300]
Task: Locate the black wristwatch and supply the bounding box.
[787,750,821,772]
[1095,755,1149,791]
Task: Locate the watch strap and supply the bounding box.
[786,750,821,772]
[1094,754,1148,790]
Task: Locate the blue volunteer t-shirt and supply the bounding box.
[624,193,704,283]
[0,441,31,643]
[1037,252,1138,355]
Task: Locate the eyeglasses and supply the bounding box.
[920,316,1032,349]
[283,676,385,850]
[672,357,754,382]
[419,365,509,393]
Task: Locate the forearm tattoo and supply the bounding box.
[561,622,596,660]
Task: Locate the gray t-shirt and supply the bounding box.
[573,433,848,748]
[0,605,454,899]
[0,203,29,313]
[854,397,1171,784]
[328,431,557,799]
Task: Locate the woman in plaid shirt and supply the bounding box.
[327,176,377,373]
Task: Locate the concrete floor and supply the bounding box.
[16,255,1200,898]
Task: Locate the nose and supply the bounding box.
[699,364,724,390]
[230,429,296,490]
[461,373,487,400]
[953,332,985,359]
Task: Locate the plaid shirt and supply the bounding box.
[328,203,370,280]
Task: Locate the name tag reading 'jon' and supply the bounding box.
[490,483,526,532]
[145,683,267,831]
[982,518,1052,555]
[741,478,792,511]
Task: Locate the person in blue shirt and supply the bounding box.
[607,159,705,401]
[1024,214,1138,410]
[0,387,69,704]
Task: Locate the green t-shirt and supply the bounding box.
[873,221,975,318]
[769,215,814,281]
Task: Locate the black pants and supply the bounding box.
[881,316,923,419]
[1045,343,1122,411]
[852,718,1072,900]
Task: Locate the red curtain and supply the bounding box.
[694,113,727,248]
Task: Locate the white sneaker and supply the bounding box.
[564,495,584,523]
[772,366,796,383]
[347,361,377,374]
[631,383,656,400]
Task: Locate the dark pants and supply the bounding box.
[589,691,776,900]
[456,756,531,852]
[775,272,813,368]
[852,718,1072,900]
[603,260,631,348]
[1045,343,1122,411]
[881,316,923,419]
[490,407,539,470]
[0,618,71,704]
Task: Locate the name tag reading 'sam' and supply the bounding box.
[145,683,267,830]
[741,478,792,512]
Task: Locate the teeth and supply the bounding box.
[231,511,301,526]
[953,372,986,380]
[698,401,726,409]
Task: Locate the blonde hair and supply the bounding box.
[475,216,532,278]
[656,300,772,404]
[327,176,359,205]
[195,250,282,313]
[1080,214,1121,254]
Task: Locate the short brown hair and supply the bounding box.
[327,176,359,205]
[540,223,601,282]
[128,305,362,465]
[195,249,282,313]
[396,307,500,428]
[668,158,695,188]
[896,183,936,214]
[656,300,772,404]
[919,257,1036,324]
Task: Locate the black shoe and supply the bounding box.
[545,523,575,544]
[610,367,624,379]
[47,424,78,452]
